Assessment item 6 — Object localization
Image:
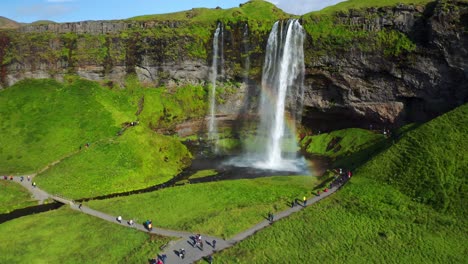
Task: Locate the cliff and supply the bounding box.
[0,0,467,129]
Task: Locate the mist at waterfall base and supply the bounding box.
[224,19,309,173]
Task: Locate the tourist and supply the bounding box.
[128,219,134,226]
[207,255,213,264]
[27,175,30,181]
[160,254,167,264]
[20,176,24,182]
[212,239,216,249]
[32,182,36,188]
[78,203,82,209]
[10,175,13,180]
[179,248,185,259]
[303,196,307,206]
[117,215,122,223]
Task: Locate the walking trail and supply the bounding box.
[6,174,343,264]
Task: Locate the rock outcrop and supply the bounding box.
[0,0,466,130]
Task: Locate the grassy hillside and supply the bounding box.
[315,0,434,14]
[87,176,318,239]
[301,128,386,169]
[0,78,129,173]
[358,104,468,214]
[0,78,208,198]
[129,0,289,24]
[0,16,20,29]
[212,104,468,262]
[36,126,191,199]
[0,207,170,263]
[213,176,467,263]
[0,180,36,214]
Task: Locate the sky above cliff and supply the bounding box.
[2,0,346,23]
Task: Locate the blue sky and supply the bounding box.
[1,0,346,23]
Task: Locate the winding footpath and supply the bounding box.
[5,174,343,264]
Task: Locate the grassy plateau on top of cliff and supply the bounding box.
[314,0,434,14]
[129,0,290,23]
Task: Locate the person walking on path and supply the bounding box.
[78,203,82,209]
[303,196,307,206]
[212,239,216,249]
[32,182,36,188]
[27,175,31,181]
[117,216,122,223]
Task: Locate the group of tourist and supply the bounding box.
[2,174,35,187]
[149,254,166,264]
[329,169,352,189]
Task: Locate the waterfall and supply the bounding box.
[208,23,222,151]
[242,24,251,83]
[253,19,306,171]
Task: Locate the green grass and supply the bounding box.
[0,207,171,263]
[315,0,434,14]
[211,104,468,263]
[87,176,318,239]
[0,78,209,199]
[0,180,36,213]
[188,169,218,180]
[213,176,467,263]
[358,103,468,213]
[301,128,387,169]
[129,0,289,24]
[0,78,133,174]
[36,126,191,199]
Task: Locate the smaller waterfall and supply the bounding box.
[208,23,222,151]
[242,24,251,83]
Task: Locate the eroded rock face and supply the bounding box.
[302,1,468,128]
[0,1,467,130]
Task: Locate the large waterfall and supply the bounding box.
[228,19,306,172]
[208,23,222,151]
[256,19,305,170]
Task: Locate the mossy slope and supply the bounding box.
[358,103,468,213]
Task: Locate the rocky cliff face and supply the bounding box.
[0,0,466,130]
[302,1,468,130]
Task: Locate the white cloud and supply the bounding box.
[266,0,347,15]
